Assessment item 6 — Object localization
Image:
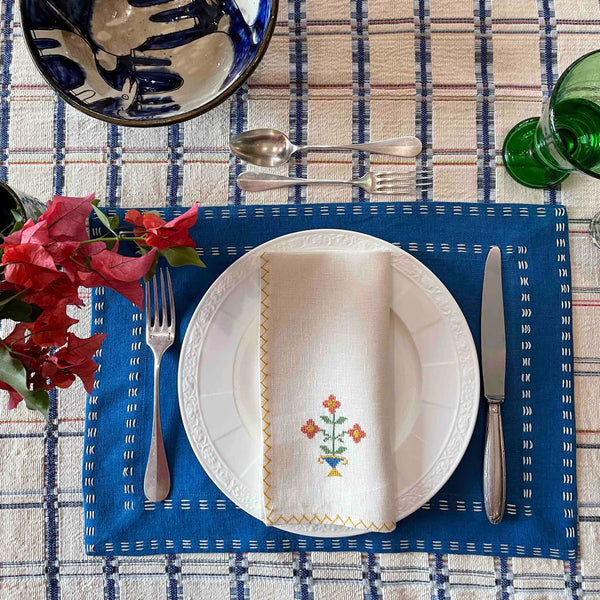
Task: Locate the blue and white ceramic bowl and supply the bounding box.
[21,0,276,126]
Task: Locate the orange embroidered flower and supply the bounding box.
[322,394,341,414]
[347,423,366,443]
[301,418,320,439]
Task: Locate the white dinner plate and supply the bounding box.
[178,230,480,537]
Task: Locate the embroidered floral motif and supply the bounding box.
[300,418,320,439]
[347,423,366,443]
[322,394,341,414]
[300,395,366,477]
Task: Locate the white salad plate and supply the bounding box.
[178,229,480,537]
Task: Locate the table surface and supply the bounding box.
[1,0,599,598]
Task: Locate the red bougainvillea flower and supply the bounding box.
[22,275,83,310]
[124,203,198,250]
[2,243,61,290]
[76,247,157,309]
[42,332,107,393]
[27,308,78,347]
[0,323,53,407]
[37,194,95,242]
[301,418,321,439]
[322,394,341,414]
[347,423,366,443]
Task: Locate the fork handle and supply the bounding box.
[238,172,350,192]
[144,356,170,502]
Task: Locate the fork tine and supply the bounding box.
[166,269,175,330]
[375,186,430,193]
[144,280,151,327]
[376,188,417,195]
[159,269,167,329]
[375,171,416,179]
[377,176,433,183]
[376,173,433,182]
[152,271,159,327]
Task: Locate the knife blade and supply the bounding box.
[481,245,506,524]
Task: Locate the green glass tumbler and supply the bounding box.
[502,50,600,188]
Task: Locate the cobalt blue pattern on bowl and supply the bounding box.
[20,0,276,126]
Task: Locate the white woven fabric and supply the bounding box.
[259,251,395,532]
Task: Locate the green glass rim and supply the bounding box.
[548,48,600,180]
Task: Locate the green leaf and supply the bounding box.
[0,345,49,418]
[91,198,101,207]
[322,433,331,442]
[320,445,330,454]
[0,291,42,322]
[91,204,118,237]
[160,247,205,268]
[335,416,347,425]
[334,446,347,455]
[109,214,121,230]
[0,289,25,307]
[320,415,332,424]
[0,299,36,322]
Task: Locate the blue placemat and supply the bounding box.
[83,201,576,559]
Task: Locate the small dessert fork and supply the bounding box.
[143,268,175,503]
[237,170,432,195]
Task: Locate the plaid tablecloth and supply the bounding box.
[1,0,599,598]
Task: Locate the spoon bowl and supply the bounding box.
[230,128,297,167]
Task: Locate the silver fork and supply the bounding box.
[143,268,175,503]
[237,171,432,195]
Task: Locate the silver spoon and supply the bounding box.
[230,128,422,167]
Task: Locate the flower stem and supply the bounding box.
[78,235,147,245]
[331,415,336,455]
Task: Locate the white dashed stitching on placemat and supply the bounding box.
[519,248,533,503]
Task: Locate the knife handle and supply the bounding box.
[483,403,506,524]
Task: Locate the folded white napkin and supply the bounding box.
[259,250,396,532]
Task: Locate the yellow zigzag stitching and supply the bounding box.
[260,254,273,514]
[267,512,396,533]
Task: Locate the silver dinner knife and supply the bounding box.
[481,246,506,524]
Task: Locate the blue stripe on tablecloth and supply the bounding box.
[103,556,118,600]
[0,0,14,183]
[414,0,433,201]
[53,98,66,195]
[495,557,514,599]
[229,552,249,600]
[106,124,123,208]
[351,0,370,203]
[44,87,67,600]
[167,124,184,206]
[429,554,449,600]
[538,0,560,205]
[104,117,124,599]
[228,85,248,205]
[293,551,314,600]
[362,553,382,599]
[45,389,60,600]
[565,559,582,599]
[474,0,496,203]
[167,553,182,600]
[289,0,308,204]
